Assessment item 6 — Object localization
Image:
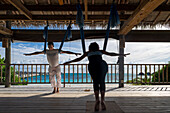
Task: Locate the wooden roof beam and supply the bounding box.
[153,11,161,25]
[0,26,13,35]
[118,0,165,35]
[0,15,130,21]
[58,0,64,5]
[1,30,169,42]
[6,0,32,20]
[164,15,170,24]
[0,4,169,11]
[84,0,88,20]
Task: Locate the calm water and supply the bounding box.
[21,73,136,83]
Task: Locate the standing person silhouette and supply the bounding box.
[63,42,129,111]
[24,42,80,93]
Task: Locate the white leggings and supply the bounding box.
[48,66,61,88]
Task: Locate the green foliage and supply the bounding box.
[0,55,5,82]
[127,66,151,85]
[127,77,151,85]
[0,55,27,84]
[152,65,170,82]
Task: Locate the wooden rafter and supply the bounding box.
[6,0,32,20]
[0,4,169,11]
[0,15,130,21]
[0,26,13,35]
[166,0,170,4]
[153,11,161,25]
[0,30,169,42]
[84,0,88,20]
[118,0,165,35]
[48,0,51,4]
[58,0,64,5]
[68,0,70,4]
[164,15,170,24]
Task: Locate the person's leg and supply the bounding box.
[56,67,61,93]
[101,90,106,110]
[53,87,57,93]
[100,62,108,110]
[93,81,99,102]
[99,77,106,110]
[49,74,57,93]
[56,74,61,93]
[100,78,106,103]
[88,64,100,111]
[93,80,100,111]
[49,67,57,93]
[94,90,100,111]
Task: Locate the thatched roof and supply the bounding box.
[0,0,169,28]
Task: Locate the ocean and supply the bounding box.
[21,73,136,83]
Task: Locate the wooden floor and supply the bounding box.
[0,84,170,113]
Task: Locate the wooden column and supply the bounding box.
[5,11,12,88]
[119,22,125,88]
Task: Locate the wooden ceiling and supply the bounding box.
[0,0,169,27]
[0,0,169,42]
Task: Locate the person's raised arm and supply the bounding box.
[63,52,87,65]
[100,50,130,57]
[24,51,44,56]
[60,50,81,56]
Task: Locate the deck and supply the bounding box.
[0,84,170,113]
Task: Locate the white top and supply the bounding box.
[87,51,102,57]
[46,49,59,67]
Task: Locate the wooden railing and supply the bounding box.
[0,64,170,85]
[8,64,119,86]
[125,64,170,84]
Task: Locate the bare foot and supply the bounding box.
[94,101,100,111]
[101,101,106,110]
[52,89,56,94]
[57,88,59,93]
[52,87,57,94]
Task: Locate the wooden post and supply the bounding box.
[5,11,12,88]
[2,38,8,48]
[5,38,11,87]
[119,22,125,88]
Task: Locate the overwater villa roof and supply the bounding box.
[0,0,169,42]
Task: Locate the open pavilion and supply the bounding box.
[0,0,170,112]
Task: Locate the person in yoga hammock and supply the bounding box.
[63,42,130,111]
[24,42,81,93]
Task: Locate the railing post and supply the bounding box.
[64,65,65,87]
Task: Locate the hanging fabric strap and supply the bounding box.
[58,22,72,53]
[43,21,49,54]
[80,27,86,53]
[76,1,84,28]
[103,0,120,51]
[76,1,86,53]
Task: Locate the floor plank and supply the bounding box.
[0,84,170,113]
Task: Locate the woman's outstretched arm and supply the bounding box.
[60,50,81,56]
[100,50,130,57]
[24,51,44,56]
[63,52,88,64]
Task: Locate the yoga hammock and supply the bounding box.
[76,0,86,53]
[43,21,49,54]
[103,0,120,51]
[58,21,72,53]
[76,0,120,53]
[43,21,72,54]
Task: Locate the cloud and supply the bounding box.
[1,40,170,64]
